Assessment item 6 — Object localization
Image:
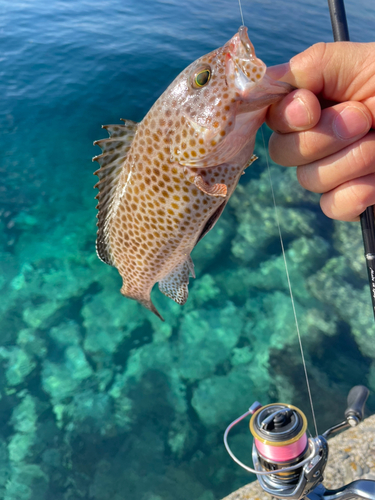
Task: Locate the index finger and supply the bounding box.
[267,42,375,124]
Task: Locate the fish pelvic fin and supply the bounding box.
[93,119,138,266]
[158,259,193,306]
[120,284,164,322]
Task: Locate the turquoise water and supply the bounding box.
[1,0,375,499]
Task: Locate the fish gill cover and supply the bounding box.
[0,0,375,499]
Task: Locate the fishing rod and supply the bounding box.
[327,0,375,321]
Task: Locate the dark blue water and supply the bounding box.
[1,1,375,499]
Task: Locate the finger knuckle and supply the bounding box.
[268,133,283,163]
[351,140,375,175]
[319,194,335,219]
[320,182,369,221]
[291,42,327,71]
[346,183,368,213]
[296,165,312,190]
[297,131,317,162]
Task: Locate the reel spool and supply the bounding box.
[249,403,310,485]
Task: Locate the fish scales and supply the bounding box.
[93,27,292,320]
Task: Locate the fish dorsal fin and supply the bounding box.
[93,119,138,265]
[158,259,193,305]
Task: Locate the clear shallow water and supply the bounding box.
[1,1,375,499]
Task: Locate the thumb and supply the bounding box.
[267,42,375,104]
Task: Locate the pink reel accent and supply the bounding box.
[255,433,308,462]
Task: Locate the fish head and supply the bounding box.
[167,26,293,168]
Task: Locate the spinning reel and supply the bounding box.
[224,385,375,499]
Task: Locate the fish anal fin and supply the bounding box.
[184,168,227,198]
[93,119,138,266]
[158,259,192,305]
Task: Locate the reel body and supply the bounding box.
[224,386,371,500]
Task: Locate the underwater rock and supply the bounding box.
[241,164,320,206]
[167,413,198,459]
[147,290,183,341]
[308,256,375,358]
[16,329,47,360]
[42,346,93,405]
[228,164,323,265]
[4,393,51,500]
[245,291,337,352]
[190,212,236,275]
[8,394,38,463]
[333,220,367,280]
[369,362,375,394]
[82,275,145,364]
[89,430,213,500]
[108,339,200,459]
[0,250,17,292]
[218,236,330,306]
[110,340,187,415]
[177,302,243,381]
[231,202,320,264]
[13,212,39,231]
[191,365,269,428]
[4,464,48,500]
[0,440,10,499]
[14,259,93,330]
[186,274,221,309]
[49,321,82,347]
[65,389,113,435]
[0,347,36,387]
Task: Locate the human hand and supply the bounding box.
[266,42,375,221]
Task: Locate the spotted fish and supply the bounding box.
[93,26,292,320]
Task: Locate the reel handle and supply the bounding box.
[344,385,369,425]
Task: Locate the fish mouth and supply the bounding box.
[225,27,293,105]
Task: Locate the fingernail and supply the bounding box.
[333,106,370,140]
[285,97,311,129]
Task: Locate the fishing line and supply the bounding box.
[260,126,319,437]
[236,0,318,436]
[238,0,245,26]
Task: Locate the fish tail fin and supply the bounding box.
[120,284,164,321]
[142,299,165,322]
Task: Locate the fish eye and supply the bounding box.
[192,66,211,89]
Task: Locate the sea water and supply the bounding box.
[1,1,375,499]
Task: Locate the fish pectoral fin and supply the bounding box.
[242,155,258,175]
[245,154,258,169]
[184,168,227,198]
[158,259,193,305]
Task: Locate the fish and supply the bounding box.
[93,26,292,320]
